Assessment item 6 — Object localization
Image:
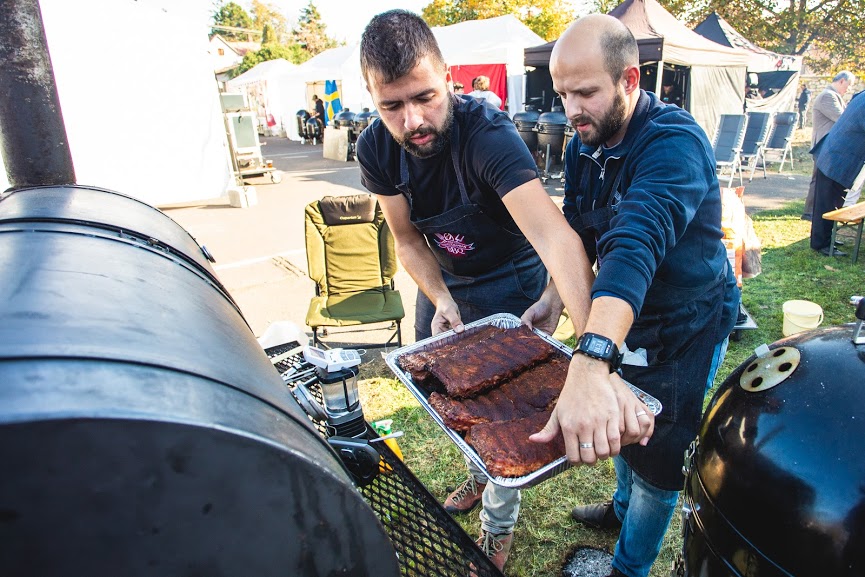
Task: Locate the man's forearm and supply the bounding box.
[394,238,452,307]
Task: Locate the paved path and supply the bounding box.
[165,137,809,347]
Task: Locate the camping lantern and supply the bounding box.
[316,365,366,438]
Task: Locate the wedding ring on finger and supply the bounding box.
[635,410,648,418]
[579,442,594,449]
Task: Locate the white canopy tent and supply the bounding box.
[225,59,299,137]
[433,16,546,116]
[1,0,234,206]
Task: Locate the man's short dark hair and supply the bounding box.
[600,25,638,83]
[360,10,446,84]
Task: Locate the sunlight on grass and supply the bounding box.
[357,198,864,576]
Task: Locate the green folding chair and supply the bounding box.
[304,194,404,348]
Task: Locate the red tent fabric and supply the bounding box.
[449,63,507,109]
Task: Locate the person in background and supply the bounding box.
[310,94,327,131]
[659,79,682,107]
[809,91,865,257]
[453,81,464,95]
[526,14,738,577]
[797,84,811,129]
[468,75,503,109]
[802,71,856,220]
[356,10,648,572]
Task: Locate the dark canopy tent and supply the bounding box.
[522,0,749,136]
[694,12,802,114]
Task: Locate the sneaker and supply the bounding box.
[476,529,513,572]
[571,500,623,530]
[444,476,486,514]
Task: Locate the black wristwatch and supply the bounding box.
[574,332,623,373]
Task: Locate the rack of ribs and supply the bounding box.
[429,325,559,398]
[466,411,566,478]
[398,325,505,390]
[428,356,568,432]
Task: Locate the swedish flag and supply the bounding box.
[324,80,342,125]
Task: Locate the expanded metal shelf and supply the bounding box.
[264,342,502,577]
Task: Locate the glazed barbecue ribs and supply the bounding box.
[466,411,566,478]
[427,356,569,431]
[429,325,559,398]
[398,325,504,389]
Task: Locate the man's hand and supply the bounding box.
[431,297,464,336]
[530,354,654,464]
[521,299,561,335]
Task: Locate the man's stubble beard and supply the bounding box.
[398,97,454,159]
[573,89,627,148]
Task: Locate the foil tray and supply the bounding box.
[385,313,662,489]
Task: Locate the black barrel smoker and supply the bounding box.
[534,106,568,183]
[0,186,400,577]
[676,300,865,576]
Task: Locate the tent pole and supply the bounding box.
[654,60,664,95]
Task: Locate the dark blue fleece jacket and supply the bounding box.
[564,90,738,333]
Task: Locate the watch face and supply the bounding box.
[584,335,609,356]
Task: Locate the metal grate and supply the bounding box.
[265,342,502,577]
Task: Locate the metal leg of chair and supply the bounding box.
[779,145,789,174]
[854,221,864,264]
[829,224,837,257]
[312,327,320,347]
[396,320,402,348]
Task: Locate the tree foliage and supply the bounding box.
[588,0,864,76]
[233,44,309,78]
[211,1,255,40]
[421,0,575,41]
[251,0,290,45]
[291,1,339,57]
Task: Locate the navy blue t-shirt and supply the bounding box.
[357,95,539,229]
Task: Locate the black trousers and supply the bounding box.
[810,168,847,250]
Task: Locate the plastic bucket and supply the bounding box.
[782,300,824,336]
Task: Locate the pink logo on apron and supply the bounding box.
[434,233,475,257]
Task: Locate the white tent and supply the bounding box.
[0,0,234,207]
[226,59,299,137]
[433,16,546,116]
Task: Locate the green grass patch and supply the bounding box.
[357,198,864,576]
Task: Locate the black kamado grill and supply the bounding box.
[353,108,377,132]
[534,106,568,183]
[0,3,503,576]
[296,108,311,142]
[332,108,356,129]
[676,300,865,576]
[512,106,541,153]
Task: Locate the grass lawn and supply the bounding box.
[356,138,863,574]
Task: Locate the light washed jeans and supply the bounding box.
[610,337,729,577]
[466,458,521,535]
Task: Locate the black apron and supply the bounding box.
[395,121,532,277]
[396,121,545,337]
[568,157,726,491]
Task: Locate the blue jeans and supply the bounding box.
[610,337,728,577]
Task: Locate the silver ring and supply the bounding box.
[635,410,648,418]
[579,442,594,449]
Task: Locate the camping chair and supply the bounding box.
[305,194,404,349]
[739,112,772,181]
[761,112,798,174]
[712,114,747,187]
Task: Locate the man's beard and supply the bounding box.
[396,98,454,159]
[572,89,627,148]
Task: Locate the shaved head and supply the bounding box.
[552,14,638,84]
[550,14,641,148]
